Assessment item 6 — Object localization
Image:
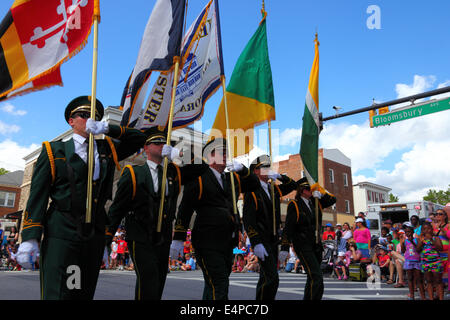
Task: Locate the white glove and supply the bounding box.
[85,118,109,135]
[267,170,281,181]
[161,145,180,161]
[170,240,184,259]
[278,250,289,264]
[312,191,323,199]
[226,160,243,172]
[16,239,39,269]
[253,243,269,261]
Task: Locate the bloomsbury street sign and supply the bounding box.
[372,96,450,127]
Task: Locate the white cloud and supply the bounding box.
[273,153,291,163]
[368,141,450,201]
[1,103,27,116]
[0,120,20,135]
[0,139,39,171]
[395,74,436,99]
[278,128,302,147]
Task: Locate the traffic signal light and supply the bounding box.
[378,106,389,114]
[369,109,377,128]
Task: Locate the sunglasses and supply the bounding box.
[72,112,101,121]
[436,212,446,216]
[145,141,165,146]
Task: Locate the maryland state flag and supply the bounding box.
[0,0,99,100]
[211,11,275,157]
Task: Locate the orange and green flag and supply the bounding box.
[211,12,275,157]
[300,34,320,184]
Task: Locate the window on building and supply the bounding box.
[0,191,16,207]
[345,200,350,213]
[375,192,379,203]
[380,194,385,203]
[329,169,334,183]
[367,190,371,201]
[343,173,348,186]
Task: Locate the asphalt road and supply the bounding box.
[0,269,431,300]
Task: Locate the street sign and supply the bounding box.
[372,96,450,127]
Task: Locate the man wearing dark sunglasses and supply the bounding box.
[17,95,150,300]
[106,126,208,300]
[281,177,336,300]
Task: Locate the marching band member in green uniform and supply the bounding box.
[280,177,336,300]
[106,127,208,300]
[242,154,297,300]
[16,96,149,300]
[171,138,260,300]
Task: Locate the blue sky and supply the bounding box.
[0,0,449,201]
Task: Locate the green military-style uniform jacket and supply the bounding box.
[173,166,260,252]
[22,125,147,241]
[106,160,208,300]
[21,124,148,300]
[281,192,336,252]
[243,175,297,246]
[107,161,208,244]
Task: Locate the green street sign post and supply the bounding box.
[372,96,450,127]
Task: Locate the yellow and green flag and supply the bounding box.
[300,35,320,183]
[211,13,275,157]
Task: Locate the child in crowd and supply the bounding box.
[232,254,246,273]
[181,253,196,271]
[348,242,362,263]
[243,248,259,272]
[379,227,389,246]
[434,209,449,290]
[334,252,349,280]
[375,246,390,281]
[401,224,425,300]
[417,221,444,300]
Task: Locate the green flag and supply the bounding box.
[211,14,275,156]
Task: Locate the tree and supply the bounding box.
[0,168,9,175]
[423,185,450,205]
[389,193,399,203]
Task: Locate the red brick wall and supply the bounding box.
[322,158,354,216]
[0,186,21,217]
[274,154,303,201]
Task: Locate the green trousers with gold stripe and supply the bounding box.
[39,235,104,300]
[195,248,234,300]
[256,242,279,300]
[128,240,170,300]
[293,244,324,300]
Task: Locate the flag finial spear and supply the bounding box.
[260,0,267,24]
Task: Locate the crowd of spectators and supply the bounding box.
[315,209,449,300]
[1,204,449,301]
[0,226,28,271]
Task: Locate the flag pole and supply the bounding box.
[260,0,276,237]
[314,32,319,245]
[220,75,238,215]
[268,120,277,237]
[86,8,100,224]
[157,57,181,233]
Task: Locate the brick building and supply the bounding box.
[0,170,23,217]
[273,148,354,226]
